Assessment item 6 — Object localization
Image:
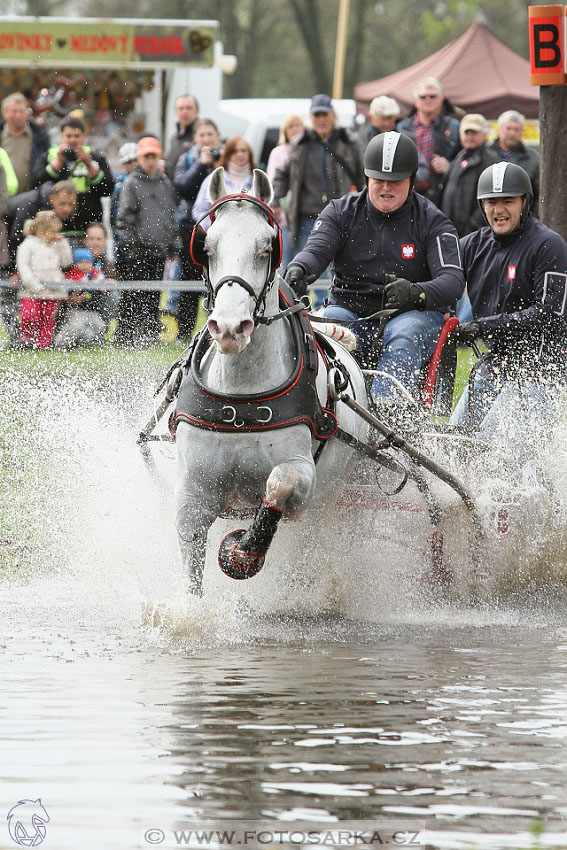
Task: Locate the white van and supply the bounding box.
[216,97,357,170]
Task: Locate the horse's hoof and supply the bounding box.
[218,530,266,580]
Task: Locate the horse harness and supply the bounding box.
[169,283,352,445]
[190,193,283,325]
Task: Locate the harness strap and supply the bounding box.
[170,286,338,441]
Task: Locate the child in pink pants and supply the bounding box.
[16,210,72,348]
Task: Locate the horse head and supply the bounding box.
[201,167,280,355]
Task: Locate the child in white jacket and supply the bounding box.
[16,210,72,348]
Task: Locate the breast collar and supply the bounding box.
[170,284,338,440]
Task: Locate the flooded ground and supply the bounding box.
[1,351,567,850]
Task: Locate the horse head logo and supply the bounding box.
[7,799,50,847]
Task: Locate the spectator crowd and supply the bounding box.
[0,80,557,369]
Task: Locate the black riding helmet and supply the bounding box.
[363,131,419,181]
[477,162,533,226]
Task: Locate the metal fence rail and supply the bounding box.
[0,279,330,292]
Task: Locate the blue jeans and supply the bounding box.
[295,216,331,310]
[450,372,560,445]
[456,293,473,323]
[322,305,444,400]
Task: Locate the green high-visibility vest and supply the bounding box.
[45,145,102,194]
[0,147,19,196]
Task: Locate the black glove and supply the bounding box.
[384,278,427,311]
[284,264,309,298]
[455,321,481,346]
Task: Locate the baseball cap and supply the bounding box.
[118,142,138,163]
[137,136,162,157]
[310,94,333,114]
[460,113,487,133]
[73,247,93,264]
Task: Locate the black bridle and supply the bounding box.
[194,194,282,326]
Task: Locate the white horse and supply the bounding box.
[172,167,369,595]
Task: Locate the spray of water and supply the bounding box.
[2,352,567,654]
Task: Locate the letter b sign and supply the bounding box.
[529,5,566,84]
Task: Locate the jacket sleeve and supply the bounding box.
[0,164,8,218]
[271,158,291,207]
[287,200,343,277]
[478,233,567,342]
[166,184,182,256]
[191,175,212,225]
[57,236,73,269]
[174,156,210,202]
[115,178,139,249]
[31,152,65,189]
[88,154,115,197]
[16,240,42,293]
[417,211,465,309]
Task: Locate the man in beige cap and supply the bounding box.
[441,113,499,237]
[357,95,401,147]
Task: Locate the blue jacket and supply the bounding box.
[173,149,215,229]
[292,187,464,315]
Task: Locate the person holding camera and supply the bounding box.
[167,119,224,338]
[31,115,114,234]
[191,136,256,225]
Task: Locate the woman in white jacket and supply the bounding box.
[16,210,72,348]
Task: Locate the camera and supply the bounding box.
[62,148,76,161]
[210,146,222,162]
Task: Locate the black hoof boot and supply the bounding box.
[217,500,283,581]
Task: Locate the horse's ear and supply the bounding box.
[252,168,274,206]
[208,166,226,203]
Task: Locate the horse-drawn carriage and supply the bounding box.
[139,168,566,609]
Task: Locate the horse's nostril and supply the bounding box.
[208,319,219,337]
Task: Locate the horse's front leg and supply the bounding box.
[175,427,230,596]
[219,450,315,581]
[176,491,218,598]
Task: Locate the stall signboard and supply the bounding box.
[0,17,218,68]
[529,5,567,85]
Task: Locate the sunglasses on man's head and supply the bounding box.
[418,93,439,100]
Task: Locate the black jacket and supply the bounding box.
[165,121,198,181]
[272,127,365,242]
[31,147,114,229]
[462,214,567,367]
[441,143,500,237]
[292,187,464,315]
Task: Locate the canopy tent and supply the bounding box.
[354,23,539,119]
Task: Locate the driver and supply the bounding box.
[451,162,567,433]
[283,131,464,414]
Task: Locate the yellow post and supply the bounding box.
[332,0,351,100]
